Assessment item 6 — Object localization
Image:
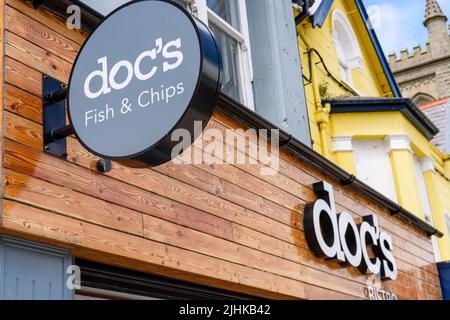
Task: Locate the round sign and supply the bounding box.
[68,0,222,167]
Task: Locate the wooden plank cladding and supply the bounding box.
[0,0,5,198]
[0,0,443,300]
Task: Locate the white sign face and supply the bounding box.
[68,0,222,167]
[303,182,398,281]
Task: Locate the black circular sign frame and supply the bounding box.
[68,0,222,167]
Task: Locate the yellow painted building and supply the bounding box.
[295,0,450,261]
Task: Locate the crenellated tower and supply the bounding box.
[389,0,450,106]
[424,0,450,57]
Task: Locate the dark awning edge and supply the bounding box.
[353,0,402,98]
[217,94,444,238]
[323,97,440,140]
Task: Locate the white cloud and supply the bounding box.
[370,2,423,54]
[366,0,450,55]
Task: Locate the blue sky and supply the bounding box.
[363,0,450,55]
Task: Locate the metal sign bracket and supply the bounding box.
[42,75,112,173]
[43,75,71,158]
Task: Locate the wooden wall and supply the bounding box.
[0,0,443,300]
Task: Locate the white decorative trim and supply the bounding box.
[332,135,354,152]
[332,9,363,70]
[384,134,412,153]
[421,156,436,173]
[347,56,363,71]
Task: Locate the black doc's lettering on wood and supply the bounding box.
[68,0,222,167]
[303,182,398,281]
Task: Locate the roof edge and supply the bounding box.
[323,97,440,140]
[354,0,402,98]
[421,98,449,110]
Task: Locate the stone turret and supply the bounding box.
[389,0,450,69]
[424,0,447,24]
[424,0,450,57]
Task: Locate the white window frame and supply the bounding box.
[188,0,254,110]
[338,60,352,85]
[331,9,363,88]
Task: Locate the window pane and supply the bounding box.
[207,0,240,31]
[209,23,241,103]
